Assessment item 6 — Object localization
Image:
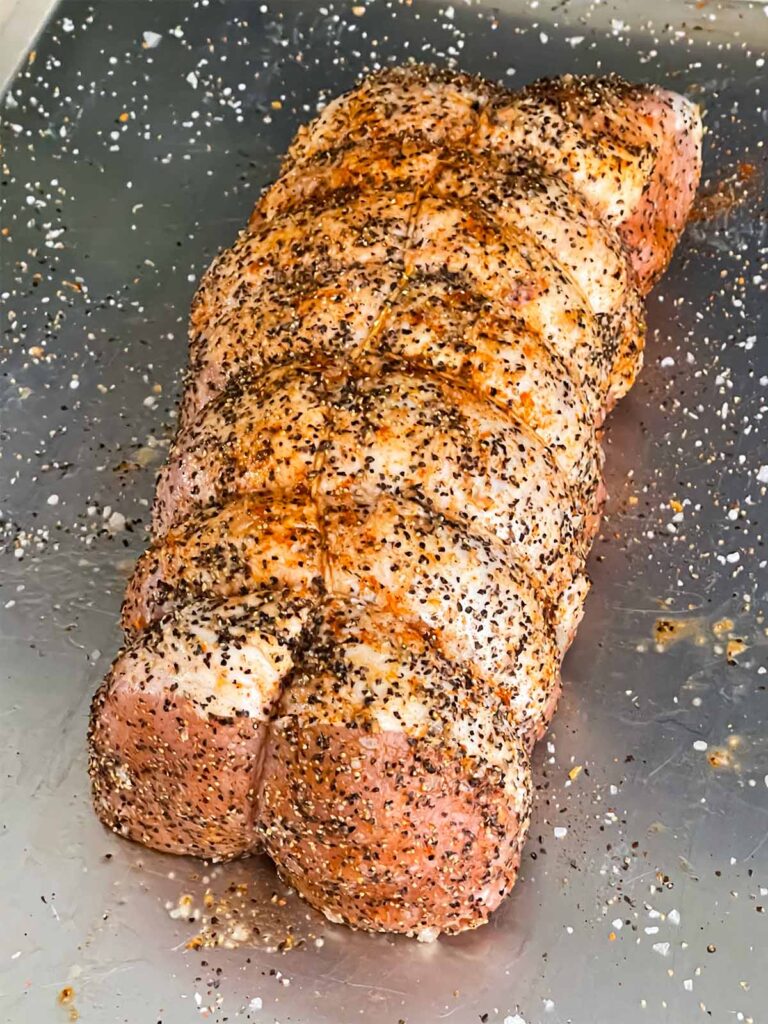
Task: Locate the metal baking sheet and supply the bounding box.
[1,2,767,1022]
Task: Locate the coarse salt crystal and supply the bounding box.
[693,740,708,752]
[107,511,126,533]
[554,826,567,839]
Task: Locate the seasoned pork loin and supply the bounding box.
[89,65,701,939]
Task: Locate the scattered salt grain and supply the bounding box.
[106,511,126,533]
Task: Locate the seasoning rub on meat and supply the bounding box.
[89,65,702,939]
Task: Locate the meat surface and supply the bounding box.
[89,64,701,938]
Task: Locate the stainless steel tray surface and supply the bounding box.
[1,2,766,1022]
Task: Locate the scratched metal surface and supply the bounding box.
[1,2,767,1022]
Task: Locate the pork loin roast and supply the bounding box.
[89,65,701,938]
